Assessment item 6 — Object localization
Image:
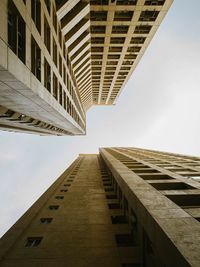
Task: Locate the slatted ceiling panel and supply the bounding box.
[57,0,93,111]
[71,42,90,63]
[78,72,91,86]
[76,67,91,83]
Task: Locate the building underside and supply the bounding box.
[0,0,173,135]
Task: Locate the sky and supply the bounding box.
[1,0,200,237]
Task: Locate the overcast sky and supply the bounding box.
[1,0,200,237]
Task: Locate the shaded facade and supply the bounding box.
[0,0,173,135]
[0,147,199,267]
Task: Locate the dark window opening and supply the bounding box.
[112,25,129,34]
[114,11,133,21]
[25,237,42,247]
[139,10,159,22]
[150,182,194,190]
[111,215,128,224]
[8,0,26,63]
[108,203,120,209]
[59,55,62,76]
[91,25,106,33]
[106,194,117,199]
[115,234,135,247]
[116,0,137,5]
[110,37,125,44]
[90,0,108,4]
[53,7,57,32]
[145,0,165,5]
[40,218,52,224]
[64,91,66,110]
[105,188,114,192]
[134,25,152,34]
[44,58,51,92]
[31,36,41,81]
[53,38,57,66]
[31,0,41,33]
[53,74,58,100]
[49,205,59,210]
[55,196,64,199]
[166,194,200,208]
[90,11,107,21]
[131,37,146,44]
[59,26,62,47]
[59,84,63,106]
[44,0,51,14]
[44,16,51,53]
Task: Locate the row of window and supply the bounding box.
[91,0,165,5]
[31,36,82,127]
[32,0,80,108]
[31,0,64,55]
[7,1,84,128]
[91,25,152,34]
[25,163,82,247]
[90,10,159,22]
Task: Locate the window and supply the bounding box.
[91,26,106,34]
[116,0,137,4]
[112,25,129,34]
[44,0,51,14]
[49,205,59,210]
[53,38,57,66]
[59,84,62,105]
[59,26,62,47]
[53,7,57,33]
[127,46,141,53]
[91,37,104,44]
[31,0,41,33]
[44,58,51,92]
[63,91,66,110]
[40,218,53,224]
[90,11,107,21]
[114,11,133,21]
[59,55,62,76]
[90,0,108,4]
[145,0,165,5]
[60,189,68,192]
[55,196,64,199]
[44,16,51,53]
[111,215,128,224]
[139,10,159,21]
[63,66,66,84]
[63,40,66,58]
[134,25,152,34]
[31,36,41,81]
[115,234,134,247]
[131,37,146,44]
[25,237,42,247]
[8,0,26,64]
[53,74,58,100]
[110,37,125,44]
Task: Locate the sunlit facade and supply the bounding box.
[0,147,199,266]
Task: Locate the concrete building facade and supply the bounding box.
[0,0,173,135]
[0,147,199,267]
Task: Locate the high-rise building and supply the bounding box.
[0,147,199,267]
[0,0,173,135]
